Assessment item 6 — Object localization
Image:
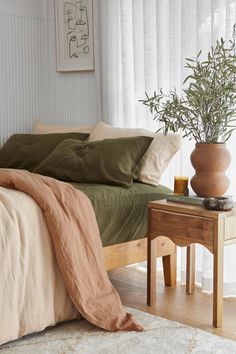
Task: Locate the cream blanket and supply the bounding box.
[0,186,78,344]
[0,170,142,345]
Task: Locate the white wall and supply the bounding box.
[0,0,45,17]
[0,0,101,144]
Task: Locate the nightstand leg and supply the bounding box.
[213,234,224,327]
[162,250,177,287]
[186,244,195,294]
[147,237,157,306]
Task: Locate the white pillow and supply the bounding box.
[33,120,94,134]
[90,122,181,186]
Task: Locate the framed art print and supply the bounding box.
[55,0,94,71]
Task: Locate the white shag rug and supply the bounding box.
[1,307,236,354]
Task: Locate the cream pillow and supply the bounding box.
[89,121,155,141]
[139,133,181,186]
[89,122,181,186]
[33,120,94,134]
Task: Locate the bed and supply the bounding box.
[75,182,176,272]
[0,122,180,344]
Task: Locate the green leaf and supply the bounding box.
[140,24,236,143]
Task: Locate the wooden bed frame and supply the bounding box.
[103,236,176,286]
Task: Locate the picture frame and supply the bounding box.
[55,0,94,72]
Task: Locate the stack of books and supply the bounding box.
[167,194,204,206]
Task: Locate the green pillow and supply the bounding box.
[34,136,153,188]
[0,133,89,171]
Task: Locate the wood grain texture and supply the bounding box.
[109,266,236,341]
[148,200,236,219]
[149,209,214,251]
[213,219,224,328]
[147,238,157,306]
[162,253,177,287]
[103,237,175,271]
[147,200,236,328]
[186,244,195,294]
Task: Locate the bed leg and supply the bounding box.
[162,250,177,287]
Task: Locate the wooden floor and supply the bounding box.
[108,265,236,341]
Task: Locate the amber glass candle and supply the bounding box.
[174,176,189,195]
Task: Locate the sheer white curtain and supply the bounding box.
[100,0,236,295]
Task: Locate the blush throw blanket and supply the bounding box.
[0,169,142,333]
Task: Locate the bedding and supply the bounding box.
[0,185,78,345]
[33,136,153,188]
[0,178,171,345]
[74,182,171,247]
[0,127,175,344]
[0,133,88,171]
[0,169,142,345]
[89,121,181,186]
[33,120,94,134]
[89,121,153,140]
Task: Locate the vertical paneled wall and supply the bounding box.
[43,0,101,127]
[0,0,101,145]
[0,14,44,143]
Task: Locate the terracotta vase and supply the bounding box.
[190,143,231,197]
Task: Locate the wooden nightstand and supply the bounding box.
[147,199,236,328]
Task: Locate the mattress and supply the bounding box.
[72,182,171,247]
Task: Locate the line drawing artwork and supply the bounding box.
[56,0,94,71]
[64,1,90,60]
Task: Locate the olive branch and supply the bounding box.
[140,25,236,143]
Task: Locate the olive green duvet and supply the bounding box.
[72,182,171,247]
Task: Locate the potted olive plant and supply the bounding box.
[141,26,236,197]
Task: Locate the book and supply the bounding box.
[167,195,204,206]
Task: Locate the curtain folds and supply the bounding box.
[100,0,236,296]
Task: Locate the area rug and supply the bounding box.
[1,307,236,354]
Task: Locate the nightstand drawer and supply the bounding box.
[149,208,214,247]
